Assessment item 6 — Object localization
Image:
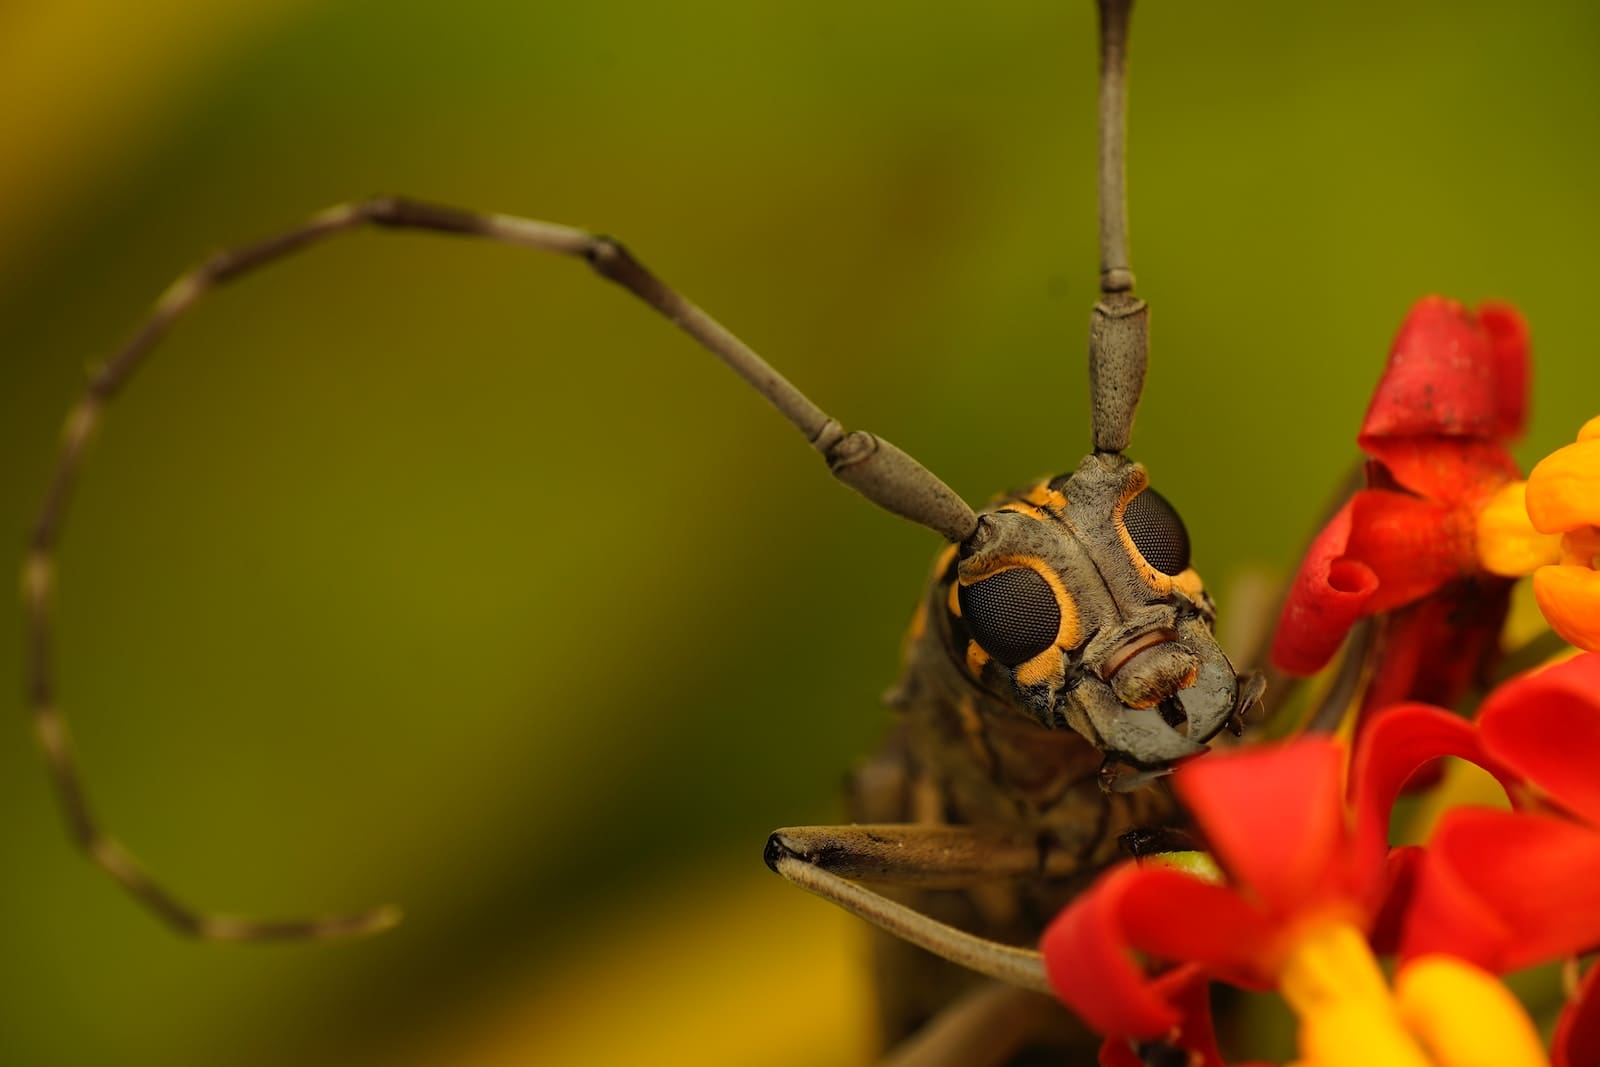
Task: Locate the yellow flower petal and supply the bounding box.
[1280,922,1431,1067]
[1526,439,1600,534]
[1476,480,1562,576]
[1394,955,1548,1067]
[1560,525,1600,569]
[1578,415,1600,443]
[1534,564,1600,651]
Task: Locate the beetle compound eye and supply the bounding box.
[1124,487,1191,576]
[958,568,1061,666]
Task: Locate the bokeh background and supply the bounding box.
[1,2,1596,1064]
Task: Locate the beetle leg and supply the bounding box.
[766,823,1085,888]
[764,824,1057,995]
[876,980,1082,1067]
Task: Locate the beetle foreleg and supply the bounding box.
[763,825,1055,995]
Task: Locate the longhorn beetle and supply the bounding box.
[23,0,1260,1060]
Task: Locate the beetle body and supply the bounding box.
[851,453,1245,1046]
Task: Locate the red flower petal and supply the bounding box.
[1359,296,1528,444]
[1402,808,1600,972]
[1554,959,1600,1067]
[1343,489,1469,613]
[1096,966,1229,1067]
[1356,579,1513,718]
[1117,874,1284,990]
[1043,864,1185,1038]
[1273,297,1529,681]
[1350,703,1508,859]
[1177,738,1349,913]
[1478,653,1600,826]
[1361,436,1521,507]
[1478,301,1531,441]
[1396,818,1516,971]
[1042,865,1279,1037]
[1271,499,1378,675]
[1368,844,1423,956]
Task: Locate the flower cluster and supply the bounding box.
[1046,654,1600,1066]
[1039,297,1600,1066]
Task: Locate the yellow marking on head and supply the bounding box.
[1173,567,1205,600]
[997,503,1052,522]
[1022,482,1069,510]
[947,580,962,618]
[957,555,1084,686]
[1014,651,1064,689]
[1113,470,1175,595]
[958,556,1083,650]
[965,640,991,678]
[961,552,1051,585]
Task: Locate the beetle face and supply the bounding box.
[948,452,1242,769]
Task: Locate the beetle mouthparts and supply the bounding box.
[1100,628,1179,679]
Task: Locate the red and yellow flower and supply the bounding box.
[1041,653,1600,1066]
[1399,653,1600,972]
[1479,416,1600,651]
[1270,296,1528,711]
[1041,706,1500,1047]
[1040,297,1600,1065]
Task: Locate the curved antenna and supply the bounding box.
[23,197,977,941]
[1088,0,1149,455]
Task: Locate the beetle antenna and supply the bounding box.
[21,195,984,942]
[1088,0,1149,455]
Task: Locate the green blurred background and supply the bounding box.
[1,2,1595,1064]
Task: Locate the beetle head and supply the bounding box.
[947,452,1245,773]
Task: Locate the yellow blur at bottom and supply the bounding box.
[399,864,874,1067]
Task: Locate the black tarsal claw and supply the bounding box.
[762,831,796,874]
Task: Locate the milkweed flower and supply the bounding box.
[1271,296,1528,710]
[1284,930,1547,1067]
[1478,416,1600,651]
[1399,653,1600,972]
[1045,295,1596,1065]
[1390,654,1600,1065]
[1042,653,1600,1066]
[1038,704,1508,1038]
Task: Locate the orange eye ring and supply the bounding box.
[958,567,1062,666]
